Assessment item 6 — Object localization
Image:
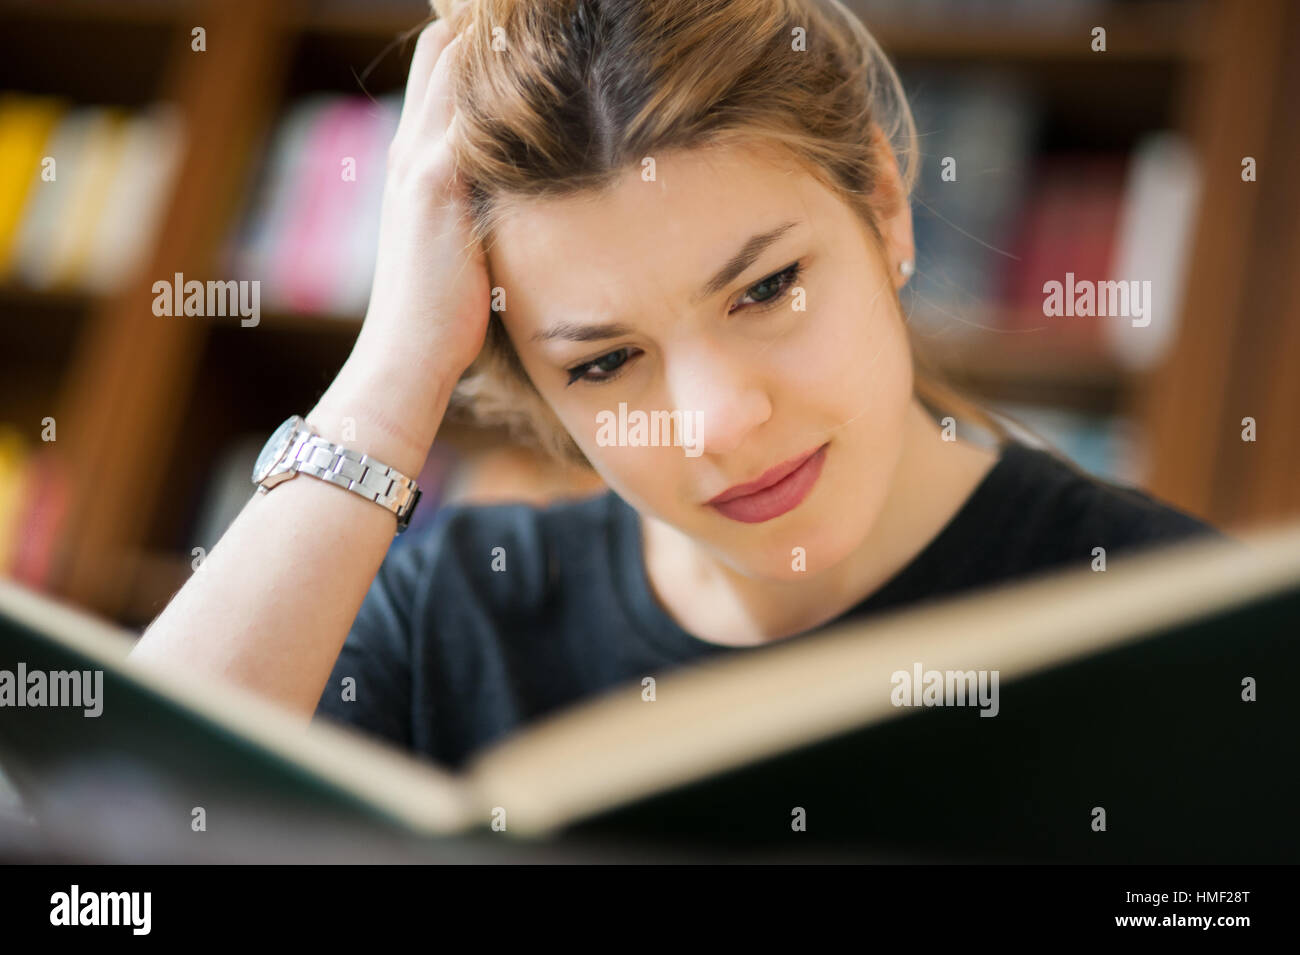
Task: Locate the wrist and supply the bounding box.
[303,407,427,481]
[309,370,453,479]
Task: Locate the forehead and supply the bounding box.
[486,143,834,322]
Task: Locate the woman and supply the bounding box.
[133,0,1220,770]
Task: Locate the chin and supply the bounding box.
[720,500,872,582]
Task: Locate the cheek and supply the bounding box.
[562,421,682,504]
[502,355,646,495]
[771,276,911,412]
[576,444,688,531]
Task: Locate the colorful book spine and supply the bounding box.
[904,69,1040,332]
[338,93,401,317]
[9,446,72,590]
[226,96,334,303]
[23,106,130,290]
[228,93,405,318]
[275,96,374,315]
[1103,131,1202,371]
[1000,154,1127,348]
[0,426,27,578]
[0,93,66,281]
[81,102,186,294]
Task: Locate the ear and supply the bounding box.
[868,126,915,291]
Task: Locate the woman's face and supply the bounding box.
[488,141,915,580]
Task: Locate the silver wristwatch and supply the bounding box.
[251,414,422,533]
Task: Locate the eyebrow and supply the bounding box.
[695,219,800,302]
[529,218,801,345]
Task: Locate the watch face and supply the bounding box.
[253,416,300,483]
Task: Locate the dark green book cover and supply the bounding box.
[2,523,1297,863]
[562,582,1300,862]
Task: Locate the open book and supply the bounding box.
[2,521,1298,863]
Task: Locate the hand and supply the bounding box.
[352,18,492,396]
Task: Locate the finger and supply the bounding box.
[425,31,463,136]
[397,19,453,139]
[443,109,460,152]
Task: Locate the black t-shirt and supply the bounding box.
[312,440,1226,769]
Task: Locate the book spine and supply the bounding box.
[0,425,28,577]
[11,446,73,590]
[339,94,401,317]
[272,96,355,314]
[0,93,66,281]
[228,96,333,305]
[81,102,186,294]
[45,107,130,289]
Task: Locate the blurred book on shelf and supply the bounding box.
[899,60,1202,374]
[223,93,401,319]
[1103,130,1201,371]
[0,425,71,592]
[902,68,1041,333]
[998,152,1129,349]
[0,94,63,274]
[0,92,183,295]
[0,427,25,580]
[990,401,1139,484]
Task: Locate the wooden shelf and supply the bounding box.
[0,0,199,26]
[0,282,96,312]
[0,1,193,107]
[290,0,429,36]
[871,2,1208,64]
[282,0,1207,63]
[926,334,1129,414]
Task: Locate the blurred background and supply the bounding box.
[0,0,1297,629]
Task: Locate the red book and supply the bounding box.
[10,446,72,590]
[999,155,1127,351]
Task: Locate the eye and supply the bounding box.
[565,346,641,386]
[729,261,804,314]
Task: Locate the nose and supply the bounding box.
[661,336,771,457]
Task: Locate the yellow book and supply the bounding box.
[0,426,28,577]
[0,93,66,279]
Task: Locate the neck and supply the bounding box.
[640,398,1001,646]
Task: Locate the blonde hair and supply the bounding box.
[418,0,1030,468]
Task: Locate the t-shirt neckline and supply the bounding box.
[606,440,1026,661]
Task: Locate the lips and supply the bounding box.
[707,443,829,524]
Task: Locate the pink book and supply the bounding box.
[10,446,72,590]
[274,97,372,315]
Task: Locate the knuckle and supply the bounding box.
[386,139,454,193]
[414,19,450,53]
[385,137,405,169]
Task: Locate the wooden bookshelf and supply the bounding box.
[1,0,1297,625]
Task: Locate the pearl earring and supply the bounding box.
[898,258,915,279]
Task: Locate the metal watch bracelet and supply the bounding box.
[253,416,422,533]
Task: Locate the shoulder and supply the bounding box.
[315,489,620,749]
[991,440,1228,561]
[384,489,618,615]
